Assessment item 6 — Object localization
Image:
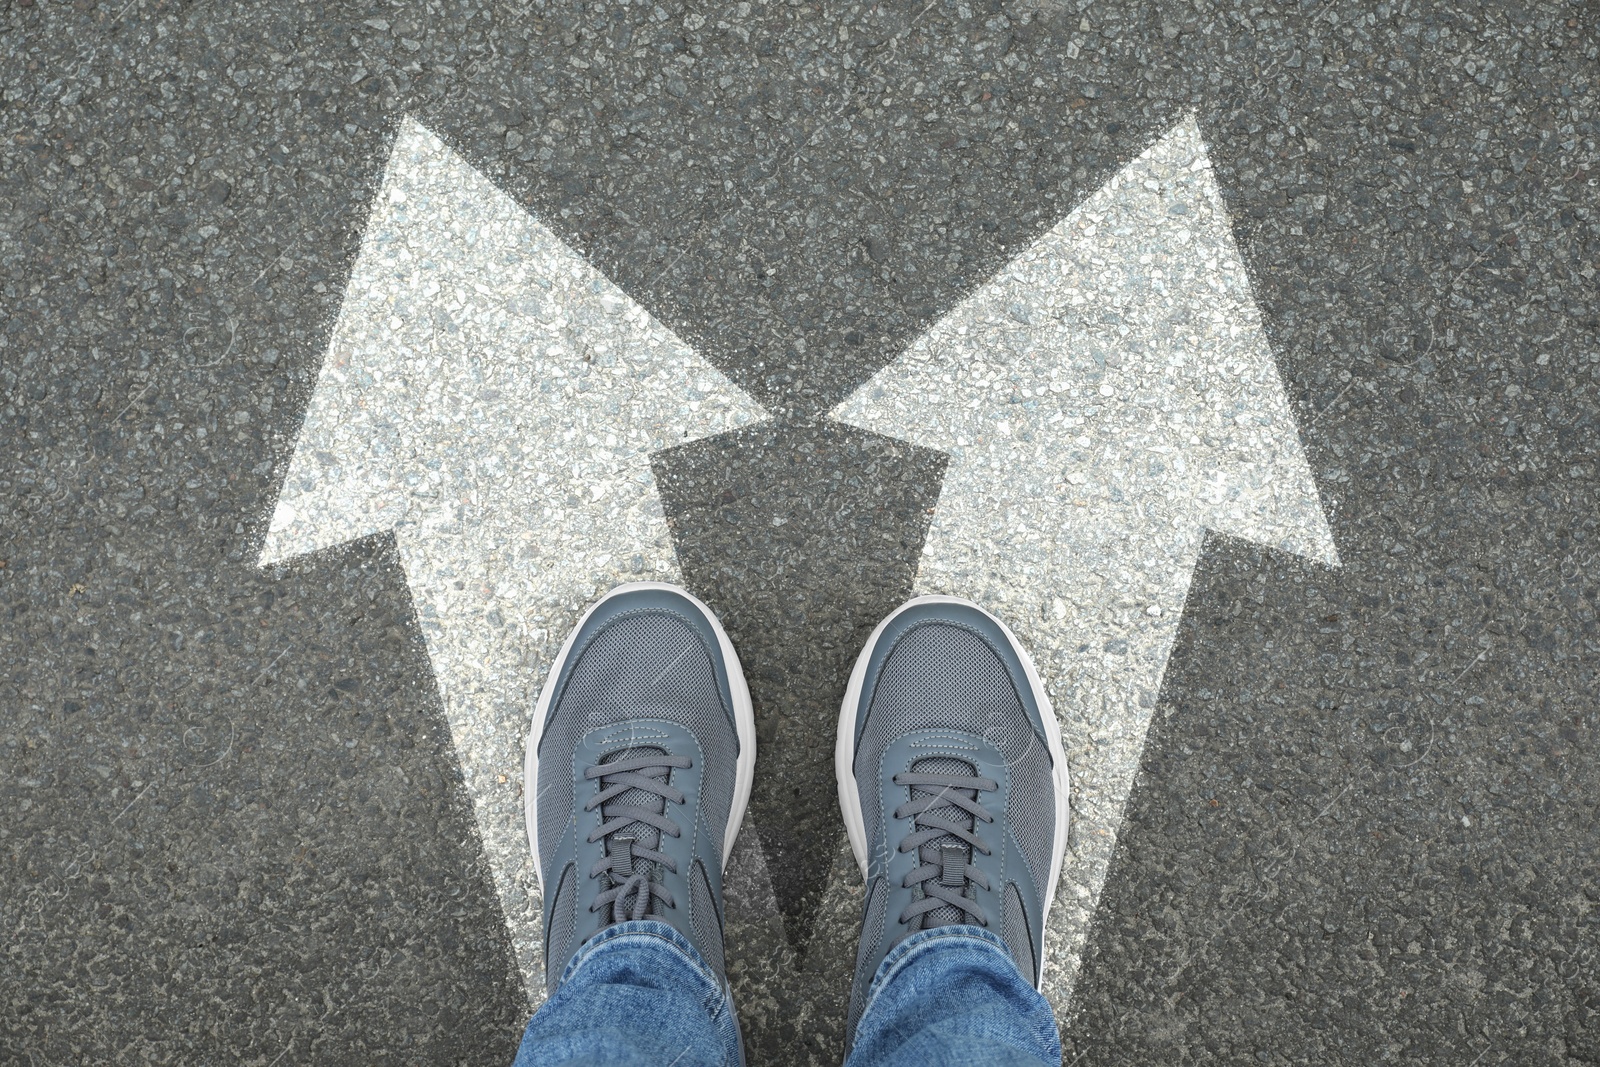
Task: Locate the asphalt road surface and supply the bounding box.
[3,2,1597,1065]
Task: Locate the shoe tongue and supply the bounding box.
[909,755,980,929]
[599,746,669,855]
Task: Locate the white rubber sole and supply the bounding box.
[525,581,757,891]
[833,594,1071,982]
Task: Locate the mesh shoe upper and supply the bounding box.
[840,599,1065,1044]
[532,587,747,992]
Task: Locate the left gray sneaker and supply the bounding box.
[525,582,755,991]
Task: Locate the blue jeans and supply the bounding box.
[511,921,1061,1067]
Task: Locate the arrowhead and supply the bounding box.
[834,114,1336,570]
[262,116,764,568]
[257,116,763,997]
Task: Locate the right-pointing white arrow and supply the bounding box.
[833,116,1339,1002]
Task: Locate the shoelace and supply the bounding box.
[893,768,999,929]
[582,752,692,923]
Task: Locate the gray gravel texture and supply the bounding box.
[3,1,1597,1066]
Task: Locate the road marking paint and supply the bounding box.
[833,115,1338,1004]
[260,116,764,999]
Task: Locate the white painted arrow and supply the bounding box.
[259,117,765,999]
[833,116,1338,1005]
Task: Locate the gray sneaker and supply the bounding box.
[525,582,756,991]
[835,595,1069,1042]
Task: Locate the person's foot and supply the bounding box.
[835,595,1069,1040]
[526,582,756,990]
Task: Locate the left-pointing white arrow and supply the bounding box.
[260,117,765,999]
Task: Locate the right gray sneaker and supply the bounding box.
[834,595,1069,1045]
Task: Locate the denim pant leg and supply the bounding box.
[846,926,1061,1067]
[511,921,743,1067]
